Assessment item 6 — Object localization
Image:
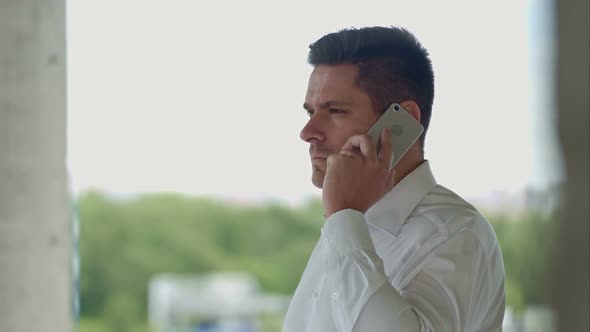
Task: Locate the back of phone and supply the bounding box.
[366,103,424,168]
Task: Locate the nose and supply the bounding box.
[300,115,326,143]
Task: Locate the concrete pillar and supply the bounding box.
[0,1,72,332]
[553,0,590,330]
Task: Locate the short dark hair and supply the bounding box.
[308,26,435,149]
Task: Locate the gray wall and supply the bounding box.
[0,1,72,331]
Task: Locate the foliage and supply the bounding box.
[487,210,558,312]
[77,191,557,330]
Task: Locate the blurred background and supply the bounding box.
[67,1,561,331]
[1,0,586,332]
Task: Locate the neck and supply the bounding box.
[393,145,425,186]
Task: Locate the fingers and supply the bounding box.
[385,167,397,190]
[340,134,377,161]
[378,127,394,167]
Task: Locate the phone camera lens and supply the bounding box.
[393,105,399,111]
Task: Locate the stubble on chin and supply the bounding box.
[311,166,325,189]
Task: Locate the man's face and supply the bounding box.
[301,64,380,188]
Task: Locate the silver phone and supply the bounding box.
[366,103,424,168]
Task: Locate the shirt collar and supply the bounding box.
[365,160,437,236]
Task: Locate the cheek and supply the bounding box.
[325,115,376,150]
[333,122,370,147]
[323,123,351,149]
[332,132,352,150]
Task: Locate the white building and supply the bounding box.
[148,272,291,332]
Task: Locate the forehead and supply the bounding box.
[306,64,365,103]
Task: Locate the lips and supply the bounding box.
[311,155,327,160]
[310,145,332,161]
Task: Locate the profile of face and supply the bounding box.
[300,64,380,188]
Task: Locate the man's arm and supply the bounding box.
[322,209,504,332]
[321,209,419,331]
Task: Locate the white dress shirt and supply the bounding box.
[283,161,505,332]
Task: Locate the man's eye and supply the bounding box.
[306,110,314,117]
[329,108,345,114]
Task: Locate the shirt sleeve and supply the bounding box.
[321,209,420,331]
[321,209,504,332]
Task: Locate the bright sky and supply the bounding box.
[66,0,562,204]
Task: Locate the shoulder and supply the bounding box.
[398,185,506,331]
[407,184,502,263]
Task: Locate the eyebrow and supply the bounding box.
[303,100,353,111]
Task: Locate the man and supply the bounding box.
[283,27,505,332]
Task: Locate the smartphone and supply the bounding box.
[366,103,424,168]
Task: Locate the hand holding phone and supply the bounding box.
[322,103,424,217]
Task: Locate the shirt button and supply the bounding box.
[331,292,339,301]
[312,290,319,300]
[323,238,329,246]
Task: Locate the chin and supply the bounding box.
[311,172,324,189]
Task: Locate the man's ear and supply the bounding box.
[400,100,421,123]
